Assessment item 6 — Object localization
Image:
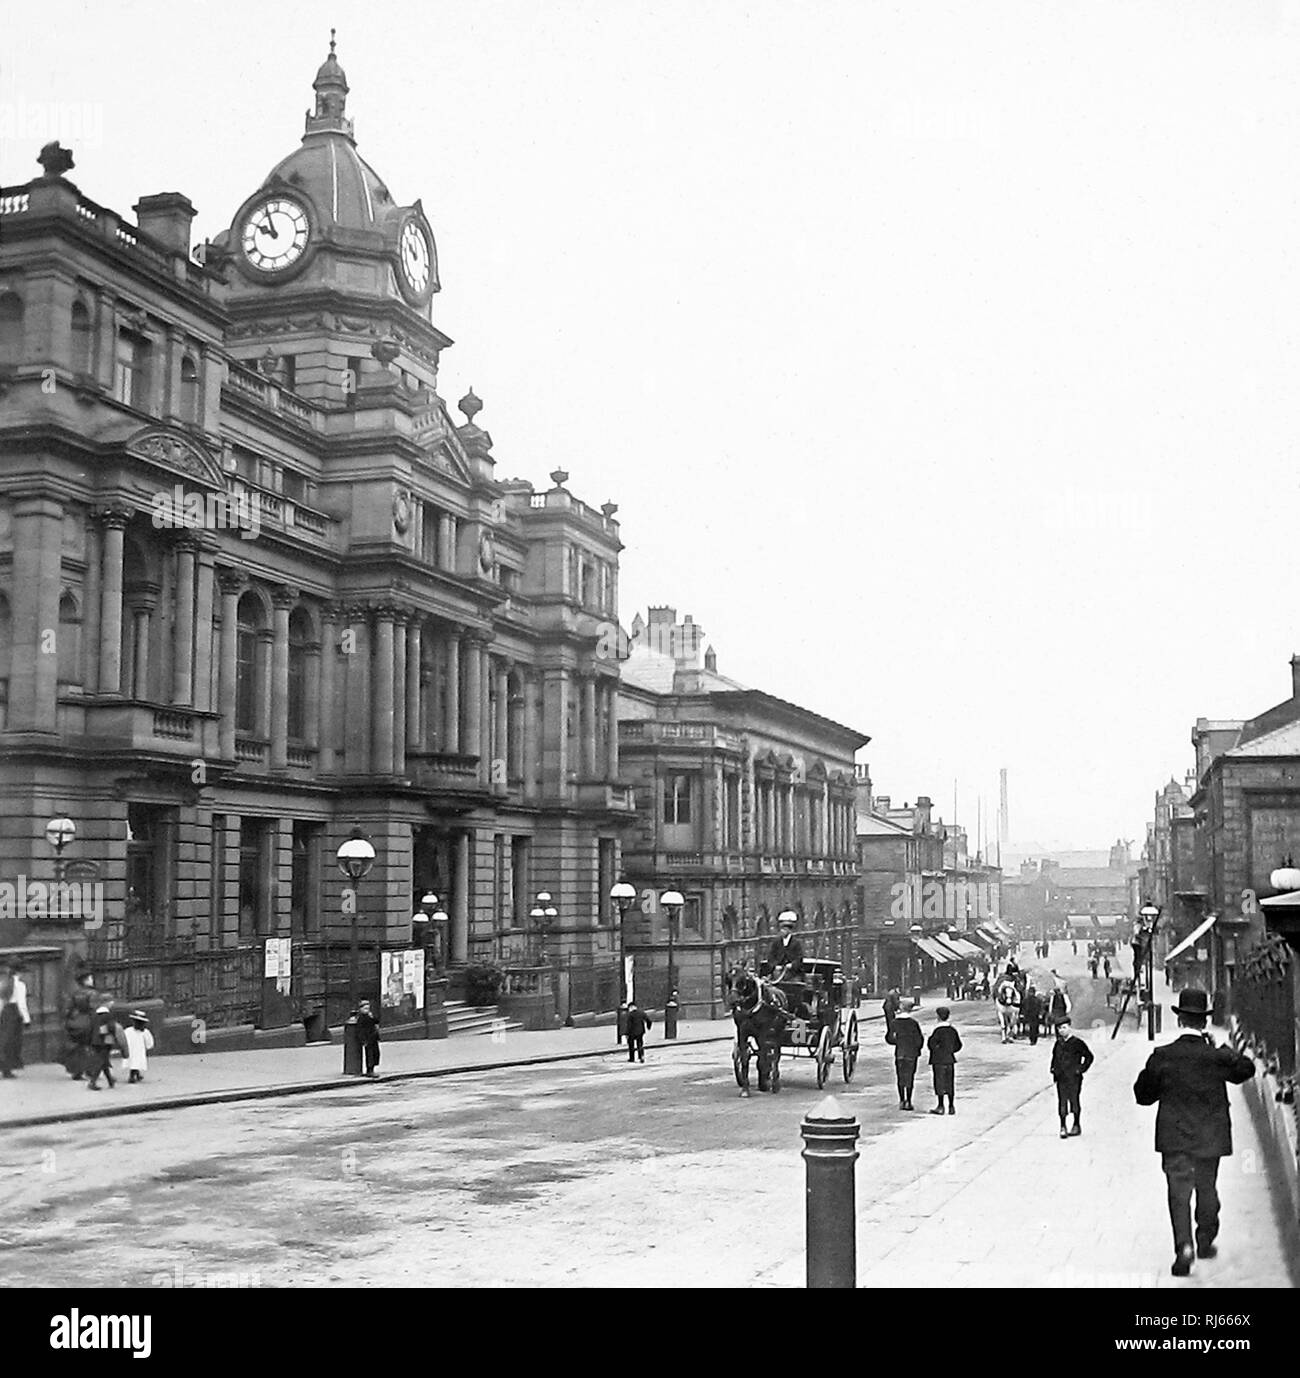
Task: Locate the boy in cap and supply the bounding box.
[123,1010,155,1084]
[1049,1016,1094,1138]
[1134,988,1255,1277]
[86,1004,122,1090]
[927,1007,962,1114]
[887,996,924,1109]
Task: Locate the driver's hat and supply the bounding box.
[777,910,798,928]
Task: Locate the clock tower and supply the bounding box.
[212,34,447,406]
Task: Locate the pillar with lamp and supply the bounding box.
[1137,901,1161,1041]
[660,888,683,1039]
[610,880,637,1043]
[411,890,448,971]
[529,890,557,964]
[336,827,376,1006]
[45,813,77,924]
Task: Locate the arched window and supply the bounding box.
[235,592,265,733]
[71,301,92,374]
[287,607,312,739]
[58,592,82,685]
[180,355,198,423]
[0,292,23,365]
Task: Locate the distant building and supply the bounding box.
[617,608,867,1016]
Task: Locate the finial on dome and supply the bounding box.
[458,389,483,424]
[329,26,337,56]
[306,29,353,139]
[549,468,570,489]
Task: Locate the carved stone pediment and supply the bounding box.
[125,427,225,489]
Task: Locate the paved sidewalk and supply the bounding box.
[0,1019,737,1129]
[763,974,1298,1289]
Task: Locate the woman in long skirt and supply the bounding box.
[0,968,22,1078]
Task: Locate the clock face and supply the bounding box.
[400,220,432,295]
[241,198,310,272]
[478,533,495,574]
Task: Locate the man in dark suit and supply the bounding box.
[1020,985,1042,1045]
[1133,988,1255,1277]
[625,1002,651,1063]
[888,996,924,1109]
[765,912,804,982]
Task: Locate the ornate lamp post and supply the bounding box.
[529,890,557,963]
[1138,901,1161,1041]
[661,889,684,1037]
[610,880,637,1042]
[337,828,376,1010]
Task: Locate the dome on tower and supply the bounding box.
[258,33,402,232]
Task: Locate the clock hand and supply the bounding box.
[258,218,278,239]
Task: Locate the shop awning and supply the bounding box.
[911,936,953,963]
[1261,890,1300,908]
[968,928,997,949]
[988,919,1015,938]
[944,936,984,959]
[1163,914,1217,962]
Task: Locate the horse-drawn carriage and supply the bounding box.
[728,957,860,1095]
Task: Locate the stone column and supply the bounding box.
[493,661,509,793]
[7,495,64,730]
[257,624,273,740]
[393,610,407,776]
[95,288,116,392]
[444,630,461,753]
[439,513,455,573]
[405,621,422,751]
[714,762,726,850]
[192,541,216,713]
[371,606,396,775]
[343,604,370,774]
[317,604,338,771]
[581,674,597,779]
[304,633,321,751]
[522,671,538,801]
[171,538,197,705]
[464,634,483,776]
[82,515,102,696]
[97,508,129,695]
[270,587,292,770]
[604,681,619,780]
[163,323,183,422]
[217,570,243,760]
[454,829,471,964]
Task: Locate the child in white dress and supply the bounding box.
[123,1010,154,1083]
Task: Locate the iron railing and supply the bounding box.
[1233,934,1295,1077]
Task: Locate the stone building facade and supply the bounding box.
[616,608,867,1016]
[0,45,632,1038]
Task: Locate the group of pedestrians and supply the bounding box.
[884,994,962,1114]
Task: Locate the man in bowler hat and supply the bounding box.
[1049,1016,1094,1138]
[625,1001,651,1063]
[1133,988,1255,1277]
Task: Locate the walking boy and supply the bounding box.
[1050,1016,1094,1137]
[86,1004,122,1090]
[887,996,924,1109]
[927,1007,962,1114]
[122,1010,155,1084]
[1133,988,1255,1277]
[625,1001,651,1063]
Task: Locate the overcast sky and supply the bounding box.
[3,0,1298,856]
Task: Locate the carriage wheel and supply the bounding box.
[842,1012,859,1083]
[733,1036,751,1092]
[815,1025,832,1089]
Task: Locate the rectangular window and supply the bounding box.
[282,469,307,503]
[210,813,226,948]
[235,624,257,732]
[664,773,693,825]
[511,837,530,928]
[290,821,322,939]
[114,330,152,410]
[494,834,508,926]
[238,817,269,939]
[598,838,616,925]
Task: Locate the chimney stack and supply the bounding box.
[133,193,197,256]
[1291,654,1300,700]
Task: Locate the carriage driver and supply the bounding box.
[767,912,805,983]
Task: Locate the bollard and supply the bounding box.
[616,1001,628,1045]
[342,1015,363,1075]
[664,991,679,1040]
[801,1095,859,1288]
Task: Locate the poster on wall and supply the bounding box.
[403,948,425,1011]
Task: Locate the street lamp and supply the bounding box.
[337,828,376,1010]
[610,880,637,1043]
[46,813,76,881]
[1138,901,1161,1042]
[661,889,684,1037]
[529,890,557,963]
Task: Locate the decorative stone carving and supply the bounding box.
[392,487,413,535]
[125,427,225,488]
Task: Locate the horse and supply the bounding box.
[727,967,790,1096]
[993,974,1022,1043]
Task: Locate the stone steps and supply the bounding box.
[443,999,523,1038]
